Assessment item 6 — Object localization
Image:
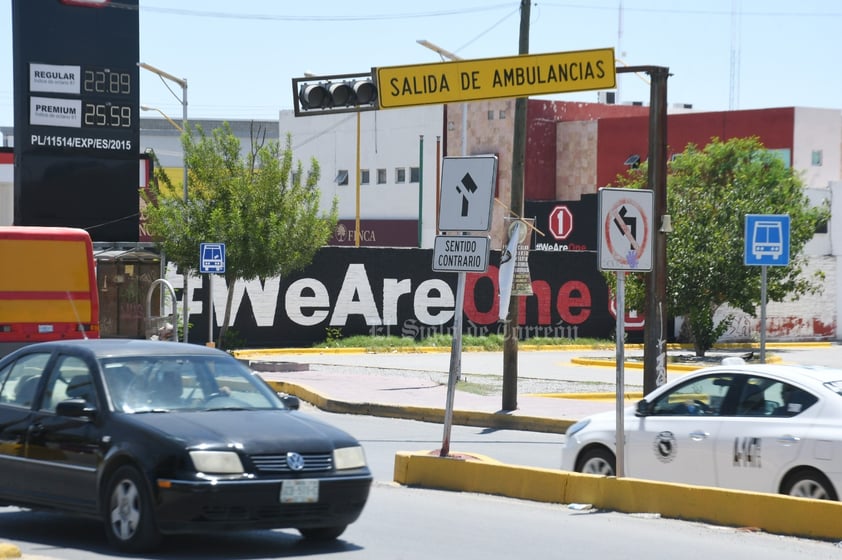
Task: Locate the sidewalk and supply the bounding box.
[260,367,620,433]
[238,343,841,433]
[245,353,634,433]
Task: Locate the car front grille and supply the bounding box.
[250,452,333,473]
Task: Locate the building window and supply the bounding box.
[361,169,370,185]
[499,110,506,119]
[812,150,823,166]
[335,170,349,186]
[487,110,494,120]
[376,168,387,184]
[409,167,420,183]
[395,167,406,183]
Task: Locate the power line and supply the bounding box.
[537,1,842,18]
[109,2,518,22]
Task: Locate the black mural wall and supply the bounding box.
[189,247,620,348]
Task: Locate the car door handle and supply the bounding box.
[777,435,801,445]
[27,423,44,438]
[689,430,710,441]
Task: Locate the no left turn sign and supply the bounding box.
[597,188,654,271]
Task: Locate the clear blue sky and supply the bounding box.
[1,0,841,124]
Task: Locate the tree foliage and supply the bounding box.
[143,122,338,348]
[614,136,828,356]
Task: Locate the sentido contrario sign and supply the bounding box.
[432,236,490,273]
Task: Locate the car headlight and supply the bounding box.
[189,450,245,474]
[565,418,591,438]
[333,446,367,470]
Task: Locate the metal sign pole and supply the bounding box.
[208,274,213,346]
[760,265,767,363]
[615,270,626,478]
[440,270,465,457]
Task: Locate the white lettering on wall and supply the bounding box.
[214,276,280,327]
[415,279,455,325]
[331,264,382,326]
[382,278,412,324]
[285,278,330,326]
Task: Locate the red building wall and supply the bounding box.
[525,100,649,200]
[596,107,796,188]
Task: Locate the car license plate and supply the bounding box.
[280,479,319,503]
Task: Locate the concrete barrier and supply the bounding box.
[394,451,842,542]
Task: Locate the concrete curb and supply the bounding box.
[263,379,575,434]
[394,451,842,542]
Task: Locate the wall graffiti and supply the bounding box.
[174,247,616,347]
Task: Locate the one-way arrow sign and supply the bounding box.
[438,156,497,232]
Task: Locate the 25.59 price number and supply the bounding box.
[83,102,132,128]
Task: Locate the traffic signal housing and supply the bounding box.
[293,72,379,116]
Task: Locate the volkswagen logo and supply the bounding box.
[286,452,306,471]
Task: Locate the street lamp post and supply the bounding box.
[138,62,190,343]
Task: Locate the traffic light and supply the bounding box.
[292,72,379,117]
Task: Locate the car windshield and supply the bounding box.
[100,356,281,413]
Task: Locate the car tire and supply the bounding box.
[781,468,838,501]
[103,465,162,552]
[576,447,616,476]
[298,525,347,541]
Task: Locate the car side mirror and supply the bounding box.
[56,398,97,419]
[635,399,650,417]
[278,392,300,410]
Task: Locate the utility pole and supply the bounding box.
[642,67,669,394]
[502,0,531,411]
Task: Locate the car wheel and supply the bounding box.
[298,525,347,541]
[576,447,616,476]
[782,468,838,501]
[103,465,162,552]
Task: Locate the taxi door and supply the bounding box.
[624,415,720,486]
[713,377,812,494]
[624,372,735,487]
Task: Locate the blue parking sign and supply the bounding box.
[200,243,226,274]
[744,215,789,266]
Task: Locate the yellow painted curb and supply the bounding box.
[0,543,21,558]
[394,451,842,541]
[263,380,575,434]
[572,353,784,370]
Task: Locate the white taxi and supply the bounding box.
[561,362,842,500]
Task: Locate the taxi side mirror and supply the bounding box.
[635,399,650,417]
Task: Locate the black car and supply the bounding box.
[0,339,372,552]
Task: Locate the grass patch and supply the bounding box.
[314,334,612,352]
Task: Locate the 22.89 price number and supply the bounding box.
[83,102,132,128]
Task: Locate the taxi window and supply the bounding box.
[0,353,51,408]
[651,374,733,416]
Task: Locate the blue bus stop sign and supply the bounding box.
[744,214,790,266]
[200,243,226,274]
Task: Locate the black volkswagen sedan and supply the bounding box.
[0,339,371,552]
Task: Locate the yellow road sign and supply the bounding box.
[376,48,615,109]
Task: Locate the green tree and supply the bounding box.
[615,136,828,356]
[143,122,338,348]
